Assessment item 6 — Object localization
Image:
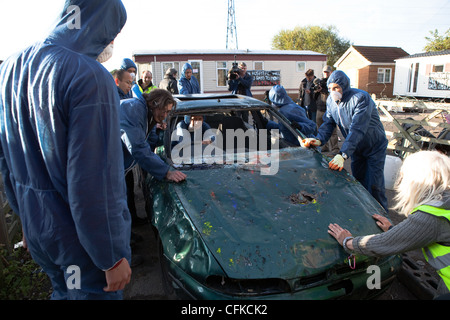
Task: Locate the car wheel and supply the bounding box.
[157,236,178,299]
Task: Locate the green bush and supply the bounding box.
[0,246,52,300]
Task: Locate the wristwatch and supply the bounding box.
[339,151,348,160]
[342,236,354,253]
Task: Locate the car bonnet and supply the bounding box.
[171,148,387,280]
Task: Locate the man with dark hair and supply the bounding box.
[227,62,253,97]
[299,69,317,123]
[113,69,133,100]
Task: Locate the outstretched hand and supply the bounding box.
[372,214,392,232]
[328,223,352,245]
[166,170,187,183]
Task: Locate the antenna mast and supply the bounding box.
[226,0,238,50]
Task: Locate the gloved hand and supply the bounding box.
[329,154,345,171]
[301,138,321,148]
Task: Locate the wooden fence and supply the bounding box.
[375,98,450,159]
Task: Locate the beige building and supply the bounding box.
[132,50,327,100]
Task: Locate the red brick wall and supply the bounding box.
[358,65,395,98]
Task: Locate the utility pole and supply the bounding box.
[226,0,238,50]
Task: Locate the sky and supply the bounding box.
[0,0,449,72]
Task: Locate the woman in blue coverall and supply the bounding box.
[268,85,317,146]
[0,0,131,299]
[302,70,388,212]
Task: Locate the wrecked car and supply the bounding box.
[144,93,402,300]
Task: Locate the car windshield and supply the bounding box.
[165,107,306,171]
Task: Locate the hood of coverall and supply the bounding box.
[181,63,193,79]
[269,85,295,107]
[121,58,137,71]
[44,0,127,59]
[327,70,351,98]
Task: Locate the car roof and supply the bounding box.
[172,94,271,114]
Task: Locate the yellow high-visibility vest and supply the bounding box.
[139,84,157,94]
[412,204,450,291]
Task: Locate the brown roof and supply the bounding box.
[352,46,409,63]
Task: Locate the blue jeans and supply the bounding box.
[305,106,316,123]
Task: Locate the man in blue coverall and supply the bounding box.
[178,63,201,94]
[268,85,317,146]
[0,0,132,299]
[302,70,388,212]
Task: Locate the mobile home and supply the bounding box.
[393,50,450,100]
[132,49,327,100]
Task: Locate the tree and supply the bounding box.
[271,25,351,67]
[424,28,450,52]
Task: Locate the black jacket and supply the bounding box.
[298,77,317,112]
[314,77,329,112]
[159,75,179,94]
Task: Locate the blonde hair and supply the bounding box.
[392,151,450,216]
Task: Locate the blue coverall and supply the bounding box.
[120,96,170,180]
[178,63,201,94]
[317,70,388,212]
[121,58,137,99]
[269,85,317,145]
[0,0,131,299]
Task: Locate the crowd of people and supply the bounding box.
[0,0,448,301]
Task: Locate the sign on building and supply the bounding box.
[247,70,281,86]
[428,72,450,90]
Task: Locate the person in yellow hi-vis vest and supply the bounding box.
[132,70,157,98]
[327,150,450,299]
